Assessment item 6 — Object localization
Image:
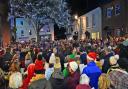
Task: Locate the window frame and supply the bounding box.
[115,4,121,16]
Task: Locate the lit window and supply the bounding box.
[115,4,121,15]
[107,7,113,18]
[29,30,32,35]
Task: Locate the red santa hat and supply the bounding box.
[87,52,97,61]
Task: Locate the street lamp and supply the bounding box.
[75,15,78,20]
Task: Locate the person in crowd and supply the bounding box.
[9,62,23,89]
[45,64,54,80]
[66,61,80,89]
[80,49,87,65]
[95,54,103,70]
[107,54,120,73]
[50,57,67,89]
[98,73,111,89]
[19,48,26,70]
[102,47,114,73]
[82,52,102,89]
[28,56,52,89]
[3,47,12,62]
[76,74,91,89]
[63,65,69,78]
[108,58,128,89]
[20,63,35,89]
[0,67,6,89]
[34,53,45,73]
[25,51,32,68]
[0,49,5,69]
[3,47,12,72]
[49,52,56,64]
[12,50,20,62]
[32,48,39,62]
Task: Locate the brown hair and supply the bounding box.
[9,62,20,72]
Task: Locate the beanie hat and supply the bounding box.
[69,61,78,72]
[109,55,119,65]
[87,52,97,61]
[80,74,90,85]
[49,53,56,64]
[54,57,61,69]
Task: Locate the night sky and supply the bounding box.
[68,0,112,16]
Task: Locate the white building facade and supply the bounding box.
[74,7,102,40]
[16,18,37,42]
[39,23,54,41]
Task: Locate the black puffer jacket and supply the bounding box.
[50,78,67,89]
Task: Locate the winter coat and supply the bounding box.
[76,84,91,89]
[102,53,113,73]
[80,52,87,65]
[82,61,102,89]
[28,79,52,89]
[45,68,54,80]
[20,64,35,89]
[3,52,12,62]
[66,71,80,89]
[50,78,67,89]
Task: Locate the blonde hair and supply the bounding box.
[25,52,31,60]
[55,57,60,63]
[98,74,110,89]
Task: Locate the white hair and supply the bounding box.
[80,74,90,85]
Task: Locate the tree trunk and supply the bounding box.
[37,29,41,42]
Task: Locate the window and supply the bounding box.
[107,7,113,18]
[47,29,50,32]
[115,4,121,15]
[92,14,96,26]
[20,21,23,25]
[21,30,24,36]
[86,17,89,27]
[29,30,32,35]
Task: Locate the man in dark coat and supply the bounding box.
[2,47,12,71]
[50,68,67,89]
[102,47,114,73]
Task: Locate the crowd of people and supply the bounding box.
[0,36,128,89]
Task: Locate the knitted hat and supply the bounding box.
[69,61,78,72]
[52,68,64,79]
[49,53,56,64]
[87,52,97,61]
[54,57,61,69]
[80,74,90,85]
[109,55,119,65]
